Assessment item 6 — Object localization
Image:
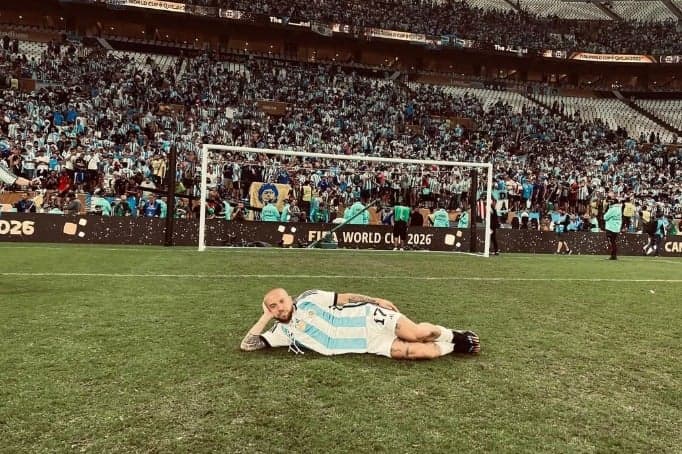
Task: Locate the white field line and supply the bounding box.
[0,272,681,283]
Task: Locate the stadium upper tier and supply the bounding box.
[608,1,678,22]
[179,0,682,54]
[517,0,611,20]
[635,99,682,131]
[463,0,515,12]
[533,94,675,143]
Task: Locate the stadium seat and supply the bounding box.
[609,1,676,22]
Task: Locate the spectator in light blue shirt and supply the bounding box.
[141,194,161,217]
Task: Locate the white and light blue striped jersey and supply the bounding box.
[0,161,18,185]
[261,290,375,355]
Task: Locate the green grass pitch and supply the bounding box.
[1,244,680,453]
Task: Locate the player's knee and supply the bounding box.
[415,324,438,342]
[390,340,408,359]
[414,332,432,343]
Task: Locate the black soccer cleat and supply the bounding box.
[452,330,480,354]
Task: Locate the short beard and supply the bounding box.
[275,310,293,323]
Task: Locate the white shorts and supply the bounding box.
[366,305,402,357]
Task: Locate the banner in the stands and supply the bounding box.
[185,5,217,16]
[312,22,333,37]
[256,101,289,116]
[493,44,529,55]
[439,36,474,48]
[363,27,429,43]
[248,182,291,211]
[119,0,186,12]
[658,55,682,64]
[269,17,311,28]
[218,8,247,20]
[104,0,126,9]
[542,49,568,59]
[569,52,656,63]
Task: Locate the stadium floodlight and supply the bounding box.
[199,145,493,256]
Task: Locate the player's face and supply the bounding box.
[266,290,294,323]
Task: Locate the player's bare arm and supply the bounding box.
[240,333,268,351]
[336,293,399,312]
[240,302,274,352]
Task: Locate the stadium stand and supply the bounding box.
[635,100,682,131]
[210,0,682,53]
[1,31,680,221]
[534,94,676,143]
[109,51,179,74]
[517,0,611,20]
[464,0,516,12]
[17,41,48,61]
[608,1,677,22]
[409,83,533,114]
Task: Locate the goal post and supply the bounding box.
[198,144,493,255]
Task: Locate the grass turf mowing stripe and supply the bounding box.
[1,272,681,282]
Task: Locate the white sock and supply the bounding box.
[435,326,453,343]
[436,342,454,356]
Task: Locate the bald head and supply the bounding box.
[263,287,287,305]
[263,288,294,323]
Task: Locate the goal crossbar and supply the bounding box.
[199,145,493,255]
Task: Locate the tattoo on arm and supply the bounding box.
[240,334,267,352]
[346,294,377,304]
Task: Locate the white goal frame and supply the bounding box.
[199,145,493,256]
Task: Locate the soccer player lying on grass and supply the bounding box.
[240,288,480,359]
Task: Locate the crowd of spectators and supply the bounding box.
[1,38,681,230]
[185,0,682,55]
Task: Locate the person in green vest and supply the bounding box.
[260,200,280,222]
[392,203,411,250]
[175,198,189,219]
[604,195,622,260]
[223,200,234,221]
[313,202,330,223]
[91,190,112,216]
[432,205,450,228]
[113,195,132,217]
[309,191,320,223]
[344,193,370,225]
[158,197,167,219]
[280,199,291,222]
[456,209,469,228]
[622,197,636,233]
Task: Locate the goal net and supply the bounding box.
[198,145,494,256]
